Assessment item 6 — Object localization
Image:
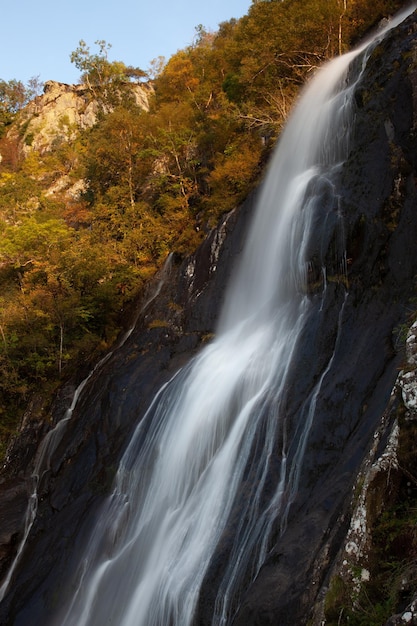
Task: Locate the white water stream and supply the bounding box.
[51,10,415,626]
[3,6,415,625]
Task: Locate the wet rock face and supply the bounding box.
[311,321,417,626]
[1,14,417,626]
[222,14,417,626]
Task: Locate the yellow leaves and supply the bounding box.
[0,171,13,184]
[207,139,262,217]
[0,216,72,267]
[156,52,200,103]
[21,151,47,177]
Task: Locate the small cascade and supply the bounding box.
[0,254,174,604]
[0,365,100,603]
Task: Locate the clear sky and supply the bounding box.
[1,0,252,86]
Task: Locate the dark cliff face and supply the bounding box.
[1,13,417,626]
[227,15,417,625]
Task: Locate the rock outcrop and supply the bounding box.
[310,319,417,625]
[0,79,153,202]
[17,79,152,155]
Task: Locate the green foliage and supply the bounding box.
[70,39,147,111]
[0,76,43,137]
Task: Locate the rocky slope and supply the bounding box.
[1,11,417,626]
[0,78,152,200]
[17,79,152,154]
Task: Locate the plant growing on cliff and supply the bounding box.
[0,76,43,137]
[70,39,147,111]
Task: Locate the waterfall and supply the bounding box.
[40,7,414,626]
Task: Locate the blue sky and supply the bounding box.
[1,0,252,86]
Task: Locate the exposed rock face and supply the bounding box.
[0,78,153,205]
[1,12,417,626]
[17,80,152,155]
[309,319,417,626]
[24,81,98,152]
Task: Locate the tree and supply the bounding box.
[0,76,44,137]
[82,106,152,211]
[147,56,166,80]
[155,51,200,104]
[0,79,27,113]
[1,0,403,455]
[70,40,147,111]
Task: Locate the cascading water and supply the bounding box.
[30,7,414,626]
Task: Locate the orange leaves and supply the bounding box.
[207,139,262,218]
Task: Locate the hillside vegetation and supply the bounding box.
[0,0,404,453]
